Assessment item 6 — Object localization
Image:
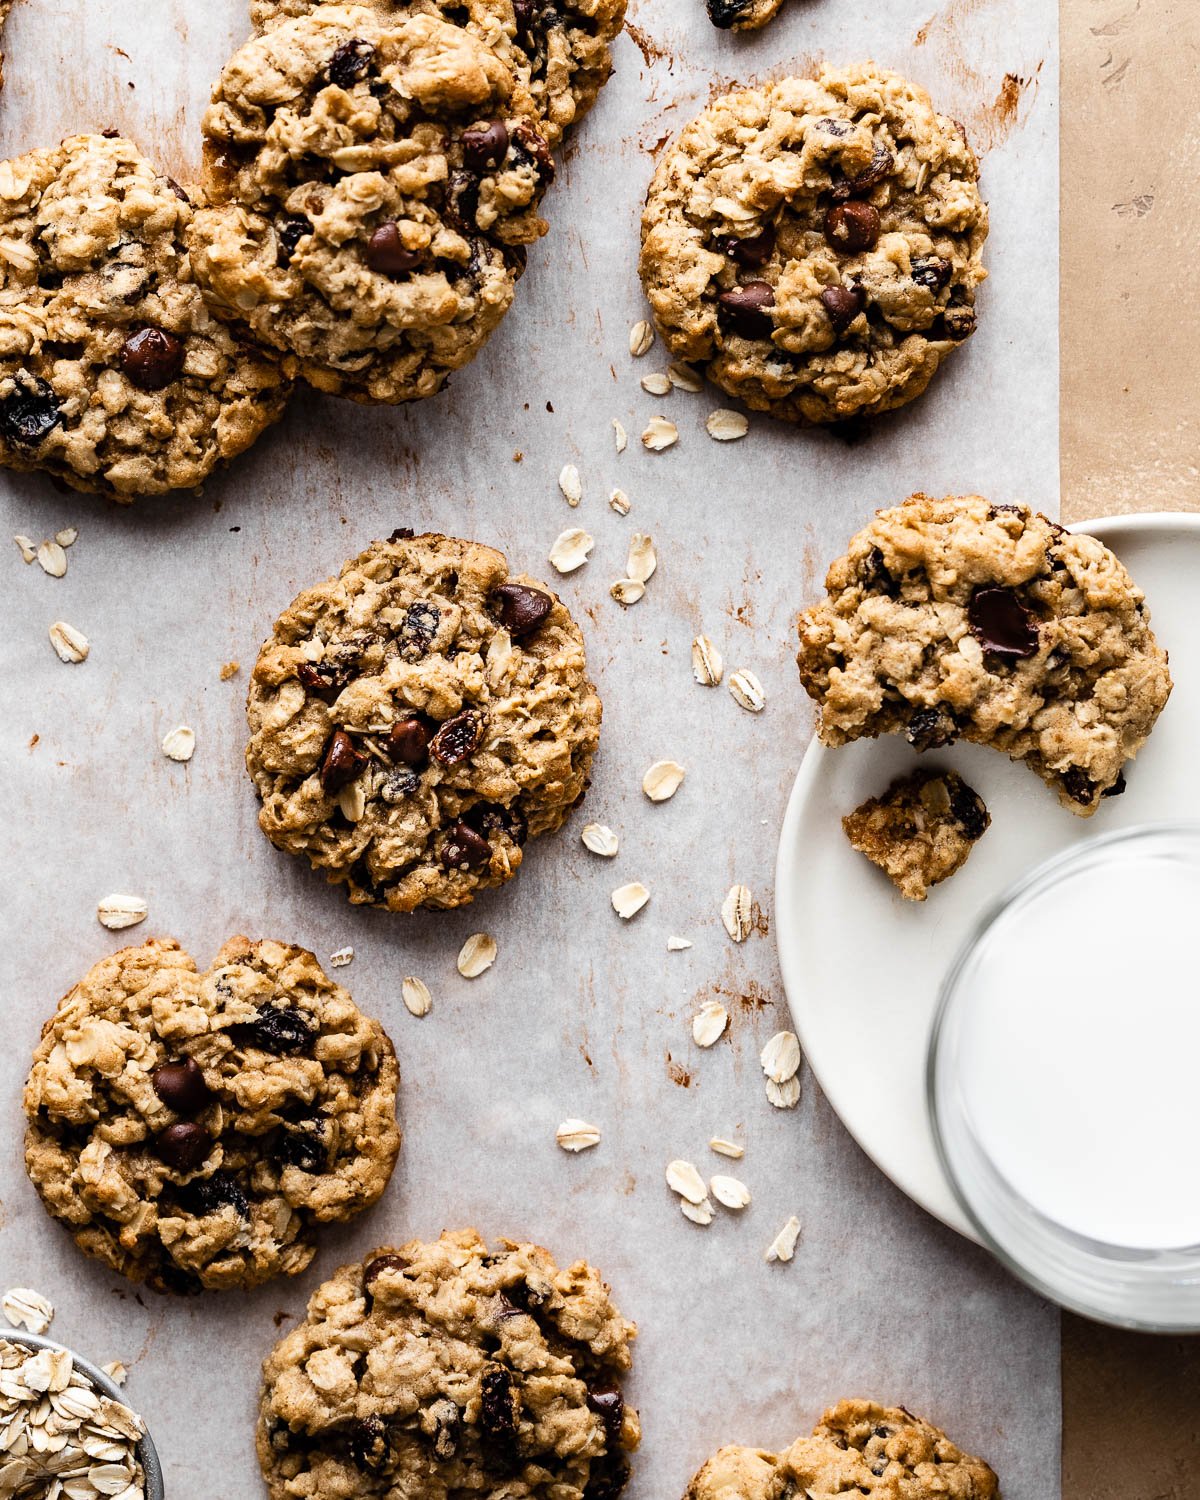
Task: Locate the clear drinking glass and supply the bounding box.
[929,822,1200,1331]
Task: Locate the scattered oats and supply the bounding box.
[711,1174,752,1210]
[681,1197,715,1226]
[761,1030,801,1084]
[97,895,148,931]
[665,1159,708,1204]
[160,725,195,763]
[709,1137,744,1160]
[37,540,67,577]
[328,946,354,968]
[643,759,685,802]
[626,532,657,583]
[556,1119,601,1153]
[609,487,631,516]
[457,932,497,979]
[581,823,619,858]
[765,1215,802,1263]
[558,462,582,507]
[49,620,88,663]
[401,975,433,1017]
[2,1287,53,1334]
[55,527,78,548]
[101,1362,128,1387]
[766,1075,802,1109]
[611,417,627,454]
[667,361,704,393]
[611,882,650,919]
[721,884,753,943]
[729,669,766,713]
[629,319,654,357]
[219,660,240,680]
[337,778,366,823]
[610,578,645,606]
[549,527,594,574]
[691,634,723,686]
[691,1001,729,1048]
[667,935,692,951]
[641,416,678,451]
[13,533,35,563]
[706,408,749,442]
[640,372,671,396]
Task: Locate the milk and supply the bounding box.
[954,847,1200,1251]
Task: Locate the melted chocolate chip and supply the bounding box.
[320,729,367,791]
[586,1383,624,1441]
[583,1455,631,1500]
[363,1253,406,1292]
[430,709,484,766]
[717,281,775,339]
[152,1058,211,1115]
[156,1121,212,1172]
[714,223,776,269]
[820,283,866,334]
[492,582,552,638]
[400,601,440,661]
[511,120,554,181]
[233,1005,314,1055]
[967,586,1039,660]
[120,327,186,390]
[389,717,429,765]
[823,201,881,254]
[860,545,895,593]
[462,120,510,172]
[1102,771,1128,799]
[0,377,63,448]
[389,527,416,542]
[327,38,375,87]
[365,222,423,275]
[440,820,491,871]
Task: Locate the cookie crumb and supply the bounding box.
[220,660,240,680]
[328,946,354,968]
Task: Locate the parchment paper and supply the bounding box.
[0,1,1060,1496]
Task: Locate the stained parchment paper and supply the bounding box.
[0,1,1059,1496]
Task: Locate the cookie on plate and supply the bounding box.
[257,1229,639,1500]
[247,0,625,148]
[843,768,989,901]
[684,1400,997,1499]
[246,530,602,911]
[797,495,1172,814]
[0,133,290,499]
[23,937,400,1293]
[705,0,785,32]
[639,65,987,425]
[189,6,554,404]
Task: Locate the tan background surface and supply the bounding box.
[1061,1,1200,1496]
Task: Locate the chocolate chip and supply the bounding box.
[363,1252,405,1292]
[480,1367,517,1440]
[819,283,866,334]
[967,586,1039,660]
[348,1416,390,1472]
[119,327,186,390]
[583,1455,631,1500]
[717,281,775,339]
[365,222,423,275]
[277,1123,326,1173]
[833,146,894,201]
[492,582,552,638]
[824,201,881,253]
[327,38,375,87]
[715,223,775,268]
[906,706,957,752]
[586,1384,624,1442]
[911,255,952,291]
[155,1122,212,1172]
[177,1170,248,1219]
[462,120,510,172]
[233,1005,314,1055]
[430,709,484,766]
[320,729,367,791]
[400,601,440,661]
[949,782,989,841]
[1062,768,1095,805]
[277,215,311,262]
[380,767,420,802]
[389,717,429,765]
[440,820,491,871]
[860,545,895,592]
[389,527,415,541]
[0,377,63,448]
[152,1058,211,1115]
[704,0,753,26]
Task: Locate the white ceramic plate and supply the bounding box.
[775,514,1200,1238]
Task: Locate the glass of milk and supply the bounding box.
[929,823,1200,1330]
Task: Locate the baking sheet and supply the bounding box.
[0,1,1060,1496]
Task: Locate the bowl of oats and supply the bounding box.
[0,1324,164,1500]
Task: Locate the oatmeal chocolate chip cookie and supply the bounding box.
[23,937,400,1294]
[258,1229,639,1500]
[683,1400,997,1500]
[639,65,987,425]
[0,133,290,499]
[705,0,785,33]
[189,6,553,405]
[797,495,1172,814]
[246,531,602,911]
[843,768,989,901]
[248,0,625,149]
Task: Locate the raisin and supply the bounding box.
[906,706,957,752]
[348,1415,390,1472]
[860,546,895,592]
[1062,768,1095,805]
[327,38,375,87]
[465,802,528,847]
[949,782,989,841]
[177,1171,249,1220]
[1102,772,1127,799]
[430,709,484,766]
[584,1454,631,1500]
[233,1005,314,1055]
[911,256,952,291]
[380,768,420,803]
[277,215,311,261]
[480,1367,517,1440]
[399,601,440,661]
[0,376,64,447]
[832,146,894,201]
[276,1123,326,1173]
